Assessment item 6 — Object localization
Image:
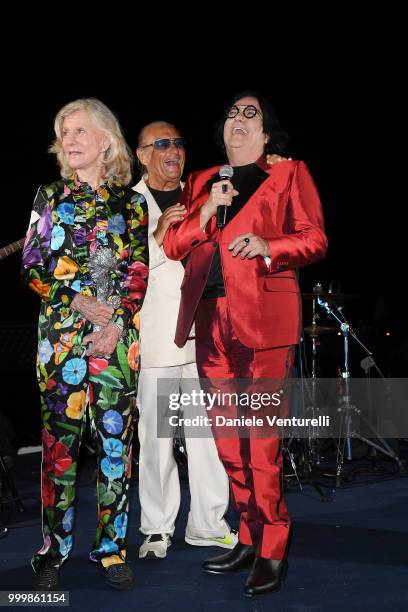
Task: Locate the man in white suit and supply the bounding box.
[133,121,235,559]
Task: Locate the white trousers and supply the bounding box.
[137,362,230,537]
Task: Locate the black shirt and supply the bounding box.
[148,184,187,268]
[202,163,261,298]
[148,185,183,213]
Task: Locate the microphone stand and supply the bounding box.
[303,297,330,498]
[317,299,404,484]
[285,297,332,502]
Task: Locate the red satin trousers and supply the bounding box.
[195,297,295,559]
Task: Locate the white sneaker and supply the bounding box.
[185,528,238,549]
[139,533,171,559]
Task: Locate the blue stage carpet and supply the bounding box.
[1,453,408,611]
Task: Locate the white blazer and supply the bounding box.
[133,177,195,368]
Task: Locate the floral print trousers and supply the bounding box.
[32,316,140,572]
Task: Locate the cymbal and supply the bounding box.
[303,324,338,335]
[302,292,357,300]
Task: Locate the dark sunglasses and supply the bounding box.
[139,137,186,151]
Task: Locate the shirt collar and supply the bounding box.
[62,174,124,197]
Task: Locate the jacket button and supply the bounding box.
[191,239,200,247]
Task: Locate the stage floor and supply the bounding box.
[1,451,407,611]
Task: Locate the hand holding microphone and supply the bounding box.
[200,165,238,230]
[216,165,234,228]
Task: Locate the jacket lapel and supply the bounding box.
[133,177,162,224]
[227,165,269,224]
[206,162,269,227]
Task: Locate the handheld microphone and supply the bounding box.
[216,165,234,228]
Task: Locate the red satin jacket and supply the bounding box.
[163,158,327,349]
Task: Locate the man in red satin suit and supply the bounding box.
[163,91,327,597]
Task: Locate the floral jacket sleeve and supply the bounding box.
[112,190,149,329]
[22,178,149,330]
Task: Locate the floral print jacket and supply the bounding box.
[22,175,149,332]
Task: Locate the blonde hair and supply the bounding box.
[50,98,133,185]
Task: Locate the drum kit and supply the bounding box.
[302,284,356,380]
[283,283,404,497]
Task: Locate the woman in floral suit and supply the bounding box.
[22,98,149,591]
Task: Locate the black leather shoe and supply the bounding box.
[203,542,255,573]
[101,562,134,591]
[244,557,288,596]
[32,560,59,591]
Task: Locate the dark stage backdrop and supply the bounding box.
[0,57,402,446]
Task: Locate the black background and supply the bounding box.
[0,23,403,444]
